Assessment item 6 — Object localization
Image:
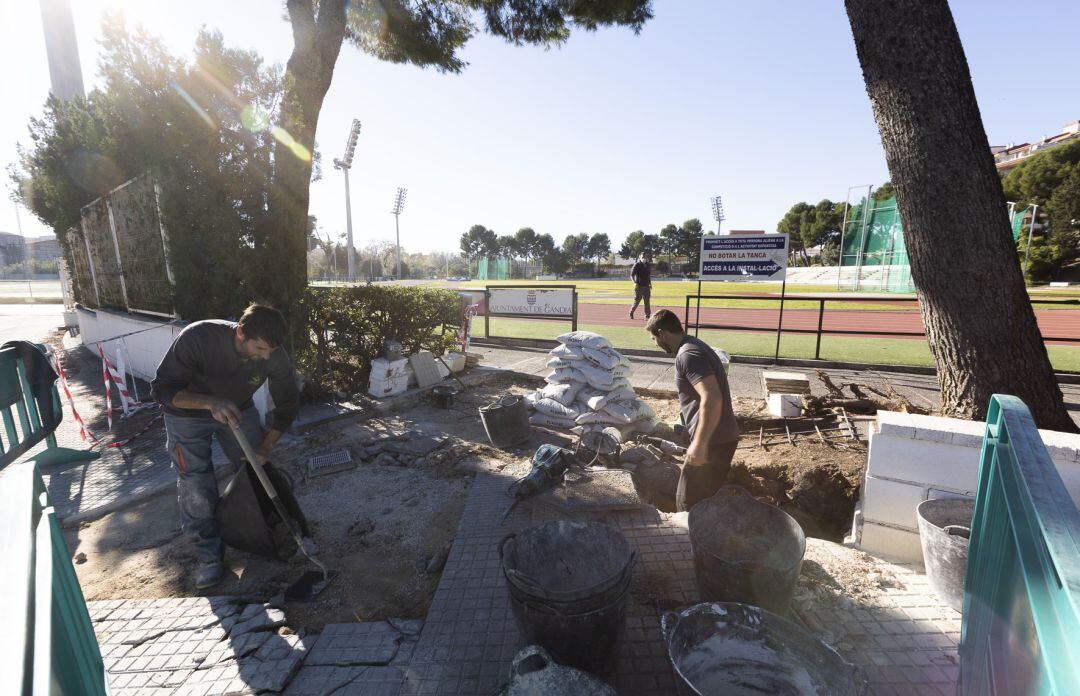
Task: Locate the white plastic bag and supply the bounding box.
[545,367,585,384]
[533,398,581,419]
[530,412,578,429]
[576,410,628,426]
[541,382,581,406]
[602,398,652,424]
[556,331,612,351]
[586,385,636,411]
[583,346,623,371]
[547,356,575,369]
[549,343,585,361]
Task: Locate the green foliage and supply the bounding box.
[871,182,894,201]
[1003,139,1080,280]
[15,18,284,320]
[776,199,844,262]
[460,224,497,260]
[561,233,591,271]
[296,284,461,396]
[618,230,662,259]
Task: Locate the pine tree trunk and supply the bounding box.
[259,0,346,322]
[845,0,1075,431]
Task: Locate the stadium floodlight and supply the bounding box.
[391,187,407,279]
[333,119,362,281]
[711,195,725,234]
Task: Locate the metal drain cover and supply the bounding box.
[306,450,355,478]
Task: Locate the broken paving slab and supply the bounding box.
[283,665,406,696]
[537,468,647,513]
[231,607,286,636]
[177,634,311,695]
[288,401,366,436]
[305,622,404,666]
[380,433,449,457]
[197,629,273,670]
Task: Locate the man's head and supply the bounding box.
[640,252,652,263]
[645,309,685,354]
[235,304,287,360]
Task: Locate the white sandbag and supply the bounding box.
[602,398,652,424]
[611,364,632,380]
[586,386,636,412]
[547,356,576,369]
[523,390,541,406]
[576,410,628,426]
[620,417,658,437]
[545,367,585,385]
[549,344,585,361]
[541,382,581,406]
[530,412,578,429]
[557,331,612,351]
[582,346,623,370]
[577,363,616,389]
[533,398,581,419]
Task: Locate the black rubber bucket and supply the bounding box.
[661,602,866,695]
[916,498,973,612]
[432,384,457,409]
[688,492,806,615]
[499,521,635,675]
[480,395,531,448]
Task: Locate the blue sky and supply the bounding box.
[1,0,1077,254]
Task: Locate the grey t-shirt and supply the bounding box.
[151,320,299,432]
[675,335,739,446]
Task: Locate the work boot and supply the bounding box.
[195,560,224,590]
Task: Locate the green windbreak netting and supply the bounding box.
[475,257,510,280]
[1010,206,1030,241]
[840,195,905,267]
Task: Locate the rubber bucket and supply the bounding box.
[916,498,973,612]
[500,521,635,675]
[480,395,531,448]
[688,491,806,615]
[662,602,866,695]
[497,646,616,695]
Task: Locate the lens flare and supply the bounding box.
[271,126,312,162]
[169,81,215,129]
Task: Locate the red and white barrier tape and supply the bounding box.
[53,351,99,444]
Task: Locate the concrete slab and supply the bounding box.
[306,622,404,666]
[284,666,405,696]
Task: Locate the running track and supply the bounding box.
[569,303,1080,345]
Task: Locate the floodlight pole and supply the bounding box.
[698,195,726,337]
[333,119,361,282]
[391,187,407,280]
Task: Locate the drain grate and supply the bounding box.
[305,450,355,478]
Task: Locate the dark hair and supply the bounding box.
[238,303,287,348]
[646,309,682,336]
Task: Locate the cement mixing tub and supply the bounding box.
[500,520,635,675]
[661,602,866,695]
[916,497,973,612]
[688,491,806,615]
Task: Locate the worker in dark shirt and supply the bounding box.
[630,252,653,320]
[151,304,300,589]
[645,310,739,511]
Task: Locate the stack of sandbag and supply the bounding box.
[524,331,659,442]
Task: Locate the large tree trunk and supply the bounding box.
[258,0,346,321]
[845,0,1075,431]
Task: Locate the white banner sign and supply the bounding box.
[699,233,789,281]
[488,287,574,317]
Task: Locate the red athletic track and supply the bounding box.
[566,303,1080,346]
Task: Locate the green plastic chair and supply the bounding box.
[960,395,1080,695]
[1,461,108,695]
[0,344,99,470]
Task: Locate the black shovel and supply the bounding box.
[217,424,336,601]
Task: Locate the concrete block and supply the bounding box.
[862,477,927,531]
[859,521,925,565]
[875,411,916,439]
[866,434,981,491]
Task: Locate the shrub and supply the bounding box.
[296,285,462,396]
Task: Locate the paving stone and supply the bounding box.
[177,634,310,694]
[231,607,286,636]
[198,630,272,669]
[307,622,404,666]
[284,665,405,696]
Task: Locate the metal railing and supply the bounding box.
[683,294,1080,361]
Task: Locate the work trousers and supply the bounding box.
[165,408,264,563]
[631,284,652,317]
[675,440,739,513]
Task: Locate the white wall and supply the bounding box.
[76,307,182,382]
[855,410,1080,563]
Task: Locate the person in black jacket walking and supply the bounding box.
[630,252,652,320]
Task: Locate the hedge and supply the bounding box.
[296,285,462,396]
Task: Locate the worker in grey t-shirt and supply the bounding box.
[646,309,739,511]
[152,303,299,589]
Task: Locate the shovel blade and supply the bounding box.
[285,569,338,602]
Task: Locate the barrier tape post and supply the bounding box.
[52,351,98,444]
[99,346,113,430]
